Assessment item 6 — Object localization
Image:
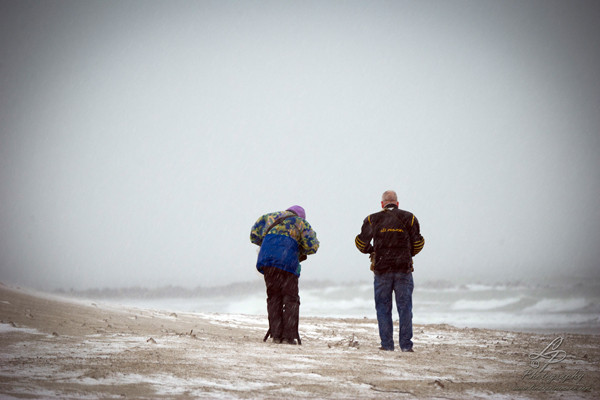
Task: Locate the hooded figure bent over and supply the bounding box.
[250,205,319,344]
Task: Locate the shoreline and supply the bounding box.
[45,279,600,336]
[1,283,598,399]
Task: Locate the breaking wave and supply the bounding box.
[61,277,600,335]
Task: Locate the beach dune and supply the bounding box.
[1,283,598,399]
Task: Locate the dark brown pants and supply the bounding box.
[263,267,300,341]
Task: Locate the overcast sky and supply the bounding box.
[1,0,599,290]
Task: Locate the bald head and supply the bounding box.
[381,190,399,208]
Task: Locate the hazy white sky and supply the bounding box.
[1,0,599,290]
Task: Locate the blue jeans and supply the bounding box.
[374,272,414,351]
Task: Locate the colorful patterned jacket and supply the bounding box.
[250,210,319,277]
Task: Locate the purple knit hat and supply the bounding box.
[286,205,306,219]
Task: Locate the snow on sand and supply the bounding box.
[1,283,598,399]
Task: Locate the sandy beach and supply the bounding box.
[1,282,598,399]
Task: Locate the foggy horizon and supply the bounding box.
[1,1,599,291]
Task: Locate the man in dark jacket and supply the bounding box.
[355,190,425,352]
[250,205,319,344]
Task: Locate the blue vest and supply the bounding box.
[256,234,301,276]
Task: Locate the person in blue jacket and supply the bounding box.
[250,205,319,344]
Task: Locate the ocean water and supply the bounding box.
[98,278,600,335]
